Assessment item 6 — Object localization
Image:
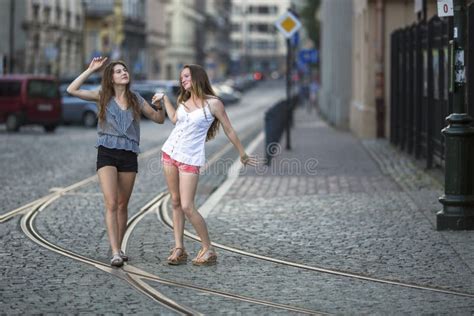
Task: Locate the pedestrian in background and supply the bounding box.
[309,78,319,113]
[152,64,257,266]
[67,57,165,267]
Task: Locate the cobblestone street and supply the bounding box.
[1,81,473,314]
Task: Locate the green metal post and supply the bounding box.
[437,0,474,230]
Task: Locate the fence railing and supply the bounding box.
[264,96,298,165]
[390,4,474,168]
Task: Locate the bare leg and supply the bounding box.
[116,171,136,248]
[163,164,185,261]
[179,172,212,249]
[97,166,120,255]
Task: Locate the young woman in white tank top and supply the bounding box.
[152,64,257,265]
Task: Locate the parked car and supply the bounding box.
[131,82,160,114]
[60,84,99,128]
[140,80,181,106]
[224,74,258,92]
[133,80,181,117]
[213,83,242,104]
[0,75,62,132]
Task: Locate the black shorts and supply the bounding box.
[96,146,138,173]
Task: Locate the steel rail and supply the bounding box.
[158,195,474,299]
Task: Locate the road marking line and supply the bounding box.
[199,131,264,218]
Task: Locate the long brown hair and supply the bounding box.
[177,64,220,141]
[98,60,141,123]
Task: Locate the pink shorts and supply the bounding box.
[161,151,200,174]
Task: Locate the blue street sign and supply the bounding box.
[298,49,318,64]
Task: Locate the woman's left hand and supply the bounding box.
[240,153,258,166]
[152,93,165,105]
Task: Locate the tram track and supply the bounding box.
[0,146,164,224]
[13,123,328,314]
[158,195,474,299]
[20,192,200,315]
[20,183,325,315]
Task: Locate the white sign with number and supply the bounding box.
[437,0,453,17]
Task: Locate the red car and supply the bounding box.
[0,75,62,132]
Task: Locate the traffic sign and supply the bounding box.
[298,49,318,64]
[275,10,302,39]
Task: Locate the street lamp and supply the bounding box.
[437,0,474,230]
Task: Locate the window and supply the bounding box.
[66,11,71,28]
[55,6,61,23]
[232,23,240,32]
[248,5,277,15]
[249,23,273,33]
[33,4,39,20]
[33,34,40,50]
[76,14,81,29]
[232,40,242,49]
[44,6,51,23]
[232,5,242,15]
[248,40,275,50]
[0,82,21,97]
[27,80,59,99]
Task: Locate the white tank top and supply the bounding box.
[161,102,215,167]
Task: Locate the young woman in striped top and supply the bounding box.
[68,57,165,267]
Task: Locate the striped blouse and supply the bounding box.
[96,92,145,154]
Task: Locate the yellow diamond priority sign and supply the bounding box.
[275,11,302,38]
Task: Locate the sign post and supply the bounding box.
[437,0,474,230]
[275,10,302,150]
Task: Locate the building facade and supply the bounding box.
[350,0,439,138]
[145,0,169,80]
[202,0,232,81]
[230,0,290,75]
[318,0,353,129]
[83,0,147,79]
[318,0,444,138]
[1,0,84,77]
[0,0,27,74]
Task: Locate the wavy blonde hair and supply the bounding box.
[177,64,220,141]
[98,61,141,124]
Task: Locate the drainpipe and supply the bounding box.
[375,0,385,138]
[8,0,15,73]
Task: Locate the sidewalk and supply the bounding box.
[202,106,474,314]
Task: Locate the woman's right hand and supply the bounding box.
[87,56,108,72]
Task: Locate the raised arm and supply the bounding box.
[152,94,177,124]
[66,57,107,102]
[210,99,257,166]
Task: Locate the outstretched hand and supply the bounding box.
[240,153,258,167]
[88,56,108,72]
[151,92,165,105]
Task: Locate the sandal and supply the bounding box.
[167,247,188,265]
[110,253,124,267]
[192,248,217,266]
[119,250,129,262]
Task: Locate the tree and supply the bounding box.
[298,0,321,49]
